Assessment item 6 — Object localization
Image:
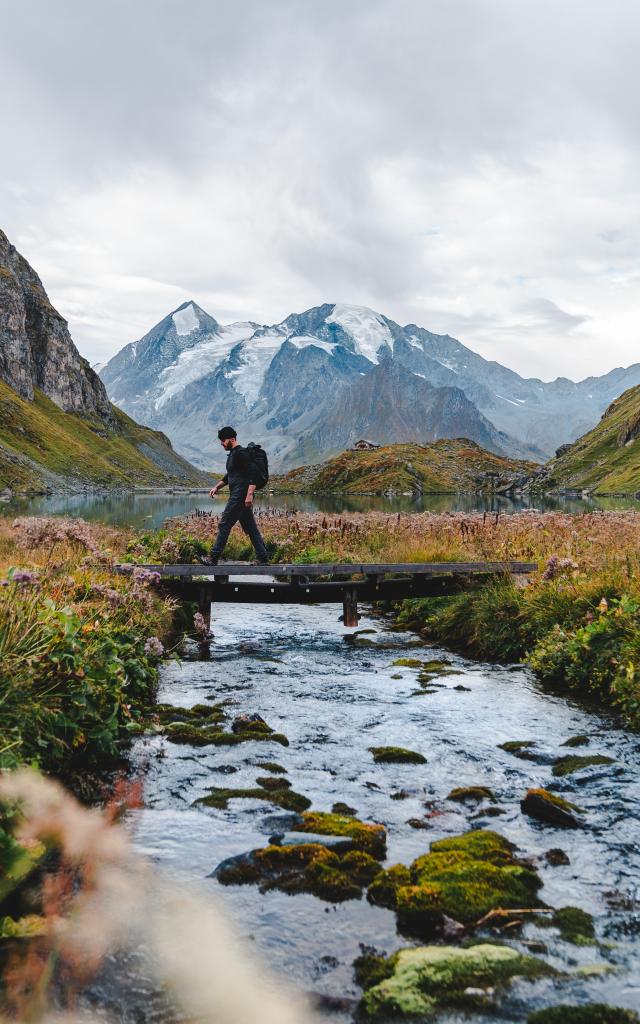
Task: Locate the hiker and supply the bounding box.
[203,426,269,565]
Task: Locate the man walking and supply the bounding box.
[204,426,269,565]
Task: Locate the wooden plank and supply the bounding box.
[163,574,485,604]
[117,560,537,578]
[342,586,359,627]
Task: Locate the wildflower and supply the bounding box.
[144,636,165,658]
[193,612,209,638]
[598,597,609,613]
[9,568,39,586]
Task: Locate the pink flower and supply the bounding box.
[144,636,165,657]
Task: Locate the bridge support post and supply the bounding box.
[342,587,359,627]
[197,586,212,658]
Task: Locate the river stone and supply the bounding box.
[521,788,584,828]
[268,831,356,853]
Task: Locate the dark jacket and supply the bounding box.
[221,445,258,490]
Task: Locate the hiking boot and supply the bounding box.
[252,557,270,565]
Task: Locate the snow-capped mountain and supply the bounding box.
[100,300,640,471]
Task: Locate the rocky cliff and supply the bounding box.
[0,229,113,423]
[0,230,208,493]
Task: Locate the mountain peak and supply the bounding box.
[326,303,393,363]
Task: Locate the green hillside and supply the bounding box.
[0,379,209,494]
[271,439,537,495]
[542,385,640,495]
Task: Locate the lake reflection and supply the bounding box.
[2,488,639,528]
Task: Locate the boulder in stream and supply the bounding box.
[528,1005,638,1024]
[521,788,584,828]
[357,943,556,1018]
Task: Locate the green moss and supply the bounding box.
[156,702,226,727]
[392,658,425,668]
[525,788,581,812]
[195,784,310,813]
[255,776,291,791]
[562,734,590,747]
[297,811,387,859]
[447,786,495,803]
[528,1006,639,1024]
[217,842,380,903]
[254,761,287,774]
[369,746,427,764]
[360,943,556,1019]
[539,906,596,945]
[0,830,47,903]
[552,754,614,777]
[0,914,47,939]
[367,831,543,936]
[354,952,396,991]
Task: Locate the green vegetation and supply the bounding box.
[542,385,640,495]
[358,943,556,1019]
[552,754,615,777]
[367,830,543,936]
[447,786,495,803]
[541,906,596,945]
[0,378,207,492]
[271,439,536,495]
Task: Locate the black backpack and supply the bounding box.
[246,442,269,489]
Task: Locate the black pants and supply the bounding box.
[210,488,268,560]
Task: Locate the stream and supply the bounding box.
[118,591,640,1021]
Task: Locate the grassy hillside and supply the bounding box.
[271,439,537,495]
[543,385,640,496]
[0,379,209,493]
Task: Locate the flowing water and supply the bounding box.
[126,593,640,1021]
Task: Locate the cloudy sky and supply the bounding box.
[1,0,639,379]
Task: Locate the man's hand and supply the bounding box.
[245,485,256,507]
[209,483,222,499]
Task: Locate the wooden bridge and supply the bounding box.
[125,561,537,637]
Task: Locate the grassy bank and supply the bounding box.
[150,507,640,727]
[0,516,178,776]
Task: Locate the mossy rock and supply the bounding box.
[166,724,289,747]
[256,776,291,792]
[499,740,536,754]
[296,811,386,859]
[546,848,570,866]
[447,786,495,803]
[521,788,583,829]
[195,783,310,813]
[562,734,590,747]
[392,658,425,668]
[370,746,427,765]
[552,754,614,777]
[539,906,596,945]
[254,761,287,774]
[216,842,380,902]
[155,702,226,727]
[528,1005,638,1024]
[332,801,357,816]
[367,830,543,936]
[360,943,556,1018]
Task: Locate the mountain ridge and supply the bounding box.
[100,299,640,471]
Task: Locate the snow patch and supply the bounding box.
[228,329,287,407]
[172,303,199,336]
[155,322,257,409]
[434,358,458,374]
[495,393,520,407]
[326,304,392,363]
[289,334,337,356]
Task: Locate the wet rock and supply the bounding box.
[521,938,549,954]
[521,788,584,828]
[545,848,571,866]
[269,832,356,853]
[232,712,270,734]
[215,842,380,902]
[369,746,427,764]
[499,739,536,755]
[211,765,238,774]
[552,754,615,777]
[527,1005,638,1024]
[390,790,411,801]
[358,943,556,1018]
[332,801,357,816]
[453,684,471,691]
[166,722,289,747]
[392,657,425,668]
[407,818,430,830]
[447,786,495,803]
[367,830,543,937]
[294,811,387,858]
[256,776,291,792]
[562,734,590,747]
[473,806,506,818]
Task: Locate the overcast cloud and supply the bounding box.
[1,0,639,379]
